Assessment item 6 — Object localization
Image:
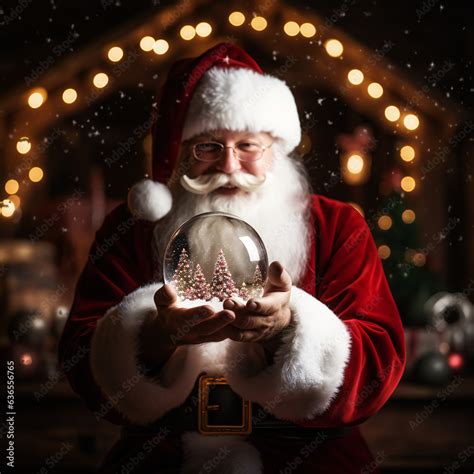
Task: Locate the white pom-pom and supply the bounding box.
[127,179,172,221]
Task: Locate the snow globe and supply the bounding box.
[163,212,268,309]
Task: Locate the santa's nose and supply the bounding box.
[215,147,242,174]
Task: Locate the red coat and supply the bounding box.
[58,194,405,473]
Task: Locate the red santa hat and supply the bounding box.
[127,41,301,221]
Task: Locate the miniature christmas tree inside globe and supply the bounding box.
[163,212,268,309]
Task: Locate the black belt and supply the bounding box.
[122,374,349,440]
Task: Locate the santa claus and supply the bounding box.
[58,42,406,473]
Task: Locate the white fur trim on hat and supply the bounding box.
[182,67,301,154]
[127,178,172,222]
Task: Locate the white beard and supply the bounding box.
[153,146,312,287]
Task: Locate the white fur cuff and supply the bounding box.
[90,283,201,425]
[225,286,352,420]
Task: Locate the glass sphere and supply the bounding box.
[163,212,268,304]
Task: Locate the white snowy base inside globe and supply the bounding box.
[176,295,247,312]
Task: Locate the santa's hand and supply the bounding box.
[223,261,292,349]
[152,284,238,346]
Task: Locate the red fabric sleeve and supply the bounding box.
[300,195,406,427]
[57,203,154,425]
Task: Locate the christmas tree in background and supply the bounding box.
[189,263,212,300]
[210,249,239,300]
[372,189,442,326]
[172,248,193,299]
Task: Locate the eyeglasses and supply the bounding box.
[191,139,273,163]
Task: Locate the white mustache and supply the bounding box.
[180,171,267,195]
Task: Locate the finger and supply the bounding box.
[245,292,289,316]
[195,324,242,344]
[223,298,247,316]
[263,261,292,295]
[180,304,215,322]
[231,315,271,330]
[154,284,178,308]
[192,310,236,337]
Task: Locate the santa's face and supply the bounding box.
[173,129,274,196]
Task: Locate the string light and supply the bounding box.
[107,46,124,62]
[62,88,77,104]
[196,22,212,37]
[228,11,245,26]
[8,195,20,208]
[27,88,47,109]
[378,245,391,259]
[400,145,415,162]
[180,25,196,40]
[413,252,426,266]
[402,209,416,223]
[1,199,15,217]
[16,137,31,154]
[401,176,416,192]
[347,154,364,174]
[378,215,393,230]
[347,69,364,85]
[403,114,419,130]
[140,36,155,51]
[29,167,44,183]
[300,23,316,38]
[251,16,267,31]
[385,105,400,122]
[5,179,19,195]
[325,39,343,57]
[283,21,299,36]
[153,39,169,55]
[367,82,383,98]
[93,72,109,88]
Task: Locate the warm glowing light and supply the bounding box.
[378,215,393,230]
[153,39,169,55]
[347,154,364,174]
[229,11,245,26]
[412,252,426,266]
[325,39,343,57]
[28,88,47,108]
[300,22,316,38]
[367,82,383,98]
[16,137,31,154]
[378,245,391,259]
[402,209,416,224]
[196,22,212,37]
[251,16,267,31]
[62,88,77,104]
[93,72,109,88]
[448,353,463,370]
[5,179,19,195]
[401,176,416,192]
[21,353,33,366]
[140,36,155,51]
[180,25,196,40]
[108,46,124,62]
[403,114,420,130]
[1,199,15,217]
[8,195,20,208]
[347,69,364,85]
[400,145,415,162]
[29,167,44,183]
[283,21,300,36]
[385,105,400,122]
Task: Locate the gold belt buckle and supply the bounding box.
[198,375,252,435]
